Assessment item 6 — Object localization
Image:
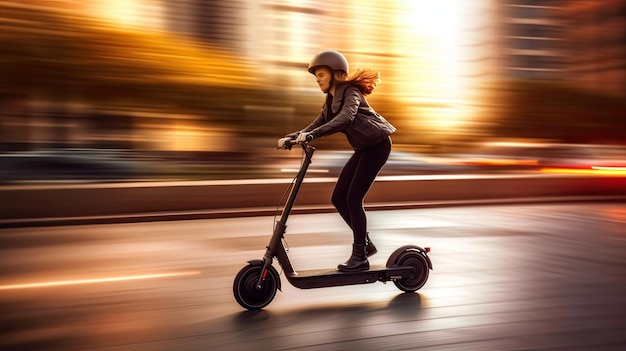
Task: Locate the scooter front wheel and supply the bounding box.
[233,264,278,310]
[393,251,430,292]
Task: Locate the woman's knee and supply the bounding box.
[331,192,347,209]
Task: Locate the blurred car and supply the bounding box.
[450,142,626,172]
[537,144,626,171]
[448,142,543,170]
[0,148,162,182]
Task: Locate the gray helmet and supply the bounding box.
[307,50,349,75]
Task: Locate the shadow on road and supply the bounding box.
[231,291,425,326]
[199,292,428,350]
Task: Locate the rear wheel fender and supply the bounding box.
[386,245,433,270]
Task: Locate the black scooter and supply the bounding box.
[233,140,432,310]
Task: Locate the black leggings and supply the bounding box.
[331,137,391,244]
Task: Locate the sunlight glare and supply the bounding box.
[92,0,164,30]
[397,0,465,130]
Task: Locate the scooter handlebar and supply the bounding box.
[277,140,303,150]
[277,135,313,150]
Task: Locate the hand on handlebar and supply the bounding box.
[277,133,314,150]
[277,137,291,149]
[295,132,314,144]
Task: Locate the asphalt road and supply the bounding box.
[1,202,625,351]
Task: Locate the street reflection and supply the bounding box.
[0,203,625,350]
[0,271,200,290]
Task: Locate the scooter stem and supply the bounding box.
[257,143,315,289]
[278,144,315,224]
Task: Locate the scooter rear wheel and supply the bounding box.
[393,251,429,292]
[233,264,278,310]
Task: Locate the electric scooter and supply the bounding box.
[233,139,432,310]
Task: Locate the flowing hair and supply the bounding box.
[342,68,380,95]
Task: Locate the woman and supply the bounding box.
[278,50,396,272]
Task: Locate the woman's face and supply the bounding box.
[314,67,333,92]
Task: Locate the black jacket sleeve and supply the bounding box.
[309,86,361,139]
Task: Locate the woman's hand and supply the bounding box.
[295,132,313,144]
[277,137,291,148]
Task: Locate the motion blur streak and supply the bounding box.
[0,271,201,290]
[592,166,626,172]
[541,168,626,176]
[0,1,624,181]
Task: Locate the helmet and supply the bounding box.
[307,50,349,75]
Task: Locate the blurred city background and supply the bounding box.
[1,0,625,182]
[2,2,626,350]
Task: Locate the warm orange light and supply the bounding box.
[396,0,464,130]
[465,158,539,166]
[541,167,626,176]
[281,168,328,173]
[592,166,626,171]
[0,271,201,290]
[90,0,164,30]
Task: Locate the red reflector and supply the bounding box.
[262,269,268,279]
[425,247,430,253]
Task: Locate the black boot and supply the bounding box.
[366,233,377,257]
[338,244,369,272]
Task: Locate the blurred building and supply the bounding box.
[497,0,567,80]
[6,0,624,154]
[559,0,626,93]
[166,0,246,51]
[496,0,626,93]
[0,0,500,151]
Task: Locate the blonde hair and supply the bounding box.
[336,68,380,95]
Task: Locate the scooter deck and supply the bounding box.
[288,264,385,277]
[285,264,412,289]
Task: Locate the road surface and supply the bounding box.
[1,202,625,350]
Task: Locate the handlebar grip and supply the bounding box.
[277,139,297,150]
[277,136,311,150]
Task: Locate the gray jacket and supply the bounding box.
[296,83,396,150]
